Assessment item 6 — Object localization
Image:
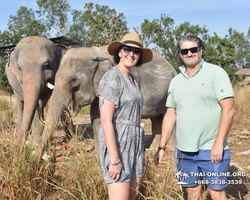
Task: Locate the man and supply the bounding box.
[154,34,235,200]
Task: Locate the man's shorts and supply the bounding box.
[174,148,231,190]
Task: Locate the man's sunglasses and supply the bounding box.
[122,45,142,55]
[180,47,199,55]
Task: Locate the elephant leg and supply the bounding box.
[14,95,28,145]
[14,94,23,133]
[30,100,45,146]
[146,114,177,150]
[144,114,163,149]
[90,101,100,139]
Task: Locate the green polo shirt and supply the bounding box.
[166,60,234,152]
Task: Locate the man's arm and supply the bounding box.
[211,97,235,164]
[154,107,176,166]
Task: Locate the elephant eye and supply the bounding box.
[17,64,21,71]
[43,63,49,70]
[69,77,77,84]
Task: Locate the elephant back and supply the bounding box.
[92,45,114,96]
[131,50,177,117]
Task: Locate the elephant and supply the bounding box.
[36,45,177,159]
[5,36,69,145]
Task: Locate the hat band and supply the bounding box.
[123,40,142,48]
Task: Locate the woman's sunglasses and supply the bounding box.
[122,45,142,55]
[180,47,199,55]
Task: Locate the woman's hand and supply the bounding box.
[107,162,123,182]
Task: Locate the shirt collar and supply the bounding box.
[179,59,205,76]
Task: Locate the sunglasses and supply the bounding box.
[122,45,142,55]
[180,47,199,55]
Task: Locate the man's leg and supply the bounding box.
[208,188,227,200]
[185,185,203,200]
[197,150,230,200]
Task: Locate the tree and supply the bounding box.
[0,31,16,92]
[134,15,209,71]
[70,3,128,47]
[8,6,47,44]
[134,14,175,59]
[0,65,9,92]
[228,28,250,68]
[206,33,240,84]
[36,0,71,37]
[67,9,91,47]
[0,30,13,46]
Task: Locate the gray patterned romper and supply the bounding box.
[98,66,145,183]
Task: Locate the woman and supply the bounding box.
[98,33,153,200]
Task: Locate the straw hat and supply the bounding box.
[107,33,153,64]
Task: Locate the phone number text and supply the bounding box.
[195,179,242,185]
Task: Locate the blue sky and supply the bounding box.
[0,0,250,38]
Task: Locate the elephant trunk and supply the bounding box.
[19,70,44,143]
[41,84,72,150]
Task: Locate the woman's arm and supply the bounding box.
[100,98,122,181]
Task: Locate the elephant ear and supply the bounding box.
[55,44,68,65]
[92,57,114,96]
[7,47,23,84]
[55,44,68,56]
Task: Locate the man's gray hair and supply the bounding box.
[175,34,206,66]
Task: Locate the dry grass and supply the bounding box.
[0,86,249,199]
[233,85,250,129]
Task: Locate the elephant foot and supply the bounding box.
[17,130,28,147]
[35,144,46,164]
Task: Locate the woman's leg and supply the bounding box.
[129,177,142,200]
[108,182,130,200]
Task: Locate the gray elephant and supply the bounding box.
[5,36,69,145]
[37,45,177,159]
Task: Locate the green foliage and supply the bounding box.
[68,9,90,47]
[0,36,10,92]
[69,3,128,47]
[8,6,47,42]
[228,28,250,68]
[206,33,243,84]
[206,34,235,67]
[0,66,9,92]
[36,0,71,37]
[134,14,209,72]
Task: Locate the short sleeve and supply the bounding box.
[98,70,121,109]
[166,80,176,108]
[213,68,234,101]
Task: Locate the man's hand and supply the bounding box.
[154,149,165,166]
[211,142,224,164]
